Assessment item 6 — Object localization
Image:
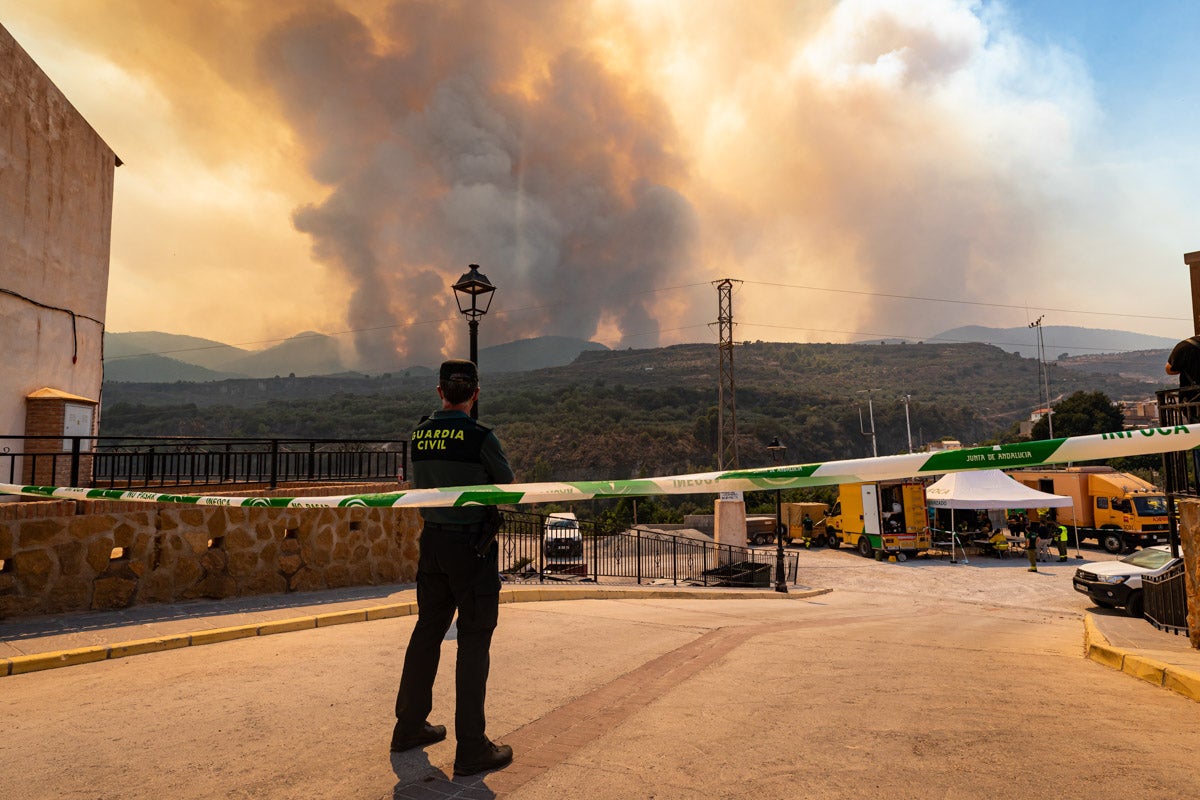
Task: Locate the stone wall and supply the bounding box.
[0,483,421,619]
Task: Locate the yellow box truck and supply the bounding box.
[828,481,931,559]
[1008,467,1168,553]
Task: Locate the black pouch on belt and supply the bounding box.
[474,506,503,558]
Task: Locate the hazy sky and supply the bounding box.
[3,0,1196,368]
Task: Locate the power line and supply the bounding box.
[741,279,1187,322]
[737,322,1167,354]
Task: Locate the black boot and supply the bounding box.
[391,721,447,752]
[454,740,514,776]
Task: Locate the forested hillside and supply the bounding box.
[101,341,1168,481]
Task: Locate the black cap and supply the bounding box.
[439,359,479,385]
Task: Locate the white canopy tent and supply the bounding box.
[926,469,1073,510]
[925,470,1074,562]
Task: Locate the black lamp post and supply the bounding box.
[451,264,496,419]
[767,436,788,594]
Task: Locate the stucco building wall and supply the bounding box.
[0,23,116,477]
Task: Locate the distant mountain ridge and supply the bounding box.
[104,331,610,382]
[926,325,1177,359]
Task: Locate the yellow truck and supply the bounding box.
[1008,467,1169,554]
[781,502,832,547]
[827,481,931,559]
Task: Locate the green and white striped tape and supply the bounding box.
[1,426,1195,509]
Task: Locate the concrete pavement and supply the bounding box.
[4,577,1200,698]
[5,582,1200,799]
[0,582,827,676]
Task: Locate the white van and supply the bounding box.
[543,512,585,574]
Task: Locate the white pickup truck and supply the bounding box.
[543,512,586,576]
[1072,545,1180,618]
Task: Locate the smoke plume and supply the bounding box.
[259,0,697,368]
[9,0,1185,358]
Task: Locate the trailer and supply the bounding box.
[781,502,832,547]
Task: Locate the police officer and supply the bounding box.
[392,360,515,777]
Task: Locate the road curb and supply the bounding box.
[1083,612,1200,703]
[0,585,830,678]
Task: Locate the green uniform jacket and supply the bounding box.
[410,410,514,526]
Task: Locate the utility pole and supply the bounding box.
[901,394,913,454]
[1029,316,1053,438]
[858,389,878,457]
[715,279,742,469]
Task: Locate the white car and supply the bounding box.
[1072,545,1180,618]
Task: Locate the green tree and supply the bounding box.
[1031,391,1123,440]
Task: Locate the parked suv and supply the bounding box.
[543,512,585,575]
[1072,545,1180,618]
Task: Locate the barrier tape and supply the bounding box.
[1,426,1195,509]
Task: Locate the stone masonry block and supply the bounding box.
[289,566,324,593]
[13,549,55,580]
[206,513,228,539]
[226,526,256,550]
[111,522,137,548]
[238,571,287,596]
[200,548,228,573]
[138,572,177,604]
[324,563,353,588]
[86,536,116,573]
[182,530,211,555]
[374,560,401,583]
[18,519,62,548]
[70,514,116,540]
[43,577,91,613]
[226,550,260,578]
[53,540,86,576]
[170,557,203,589]
[278,553,302,575]
[179,508,206,527]
[92,574,138,610]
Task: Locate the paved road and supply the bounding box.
[3,550,1199,799]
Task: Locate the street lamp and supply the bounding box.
[767,436,788,594]
[451,264,496,419]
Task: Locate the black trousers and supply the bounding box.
[395,526,500,751]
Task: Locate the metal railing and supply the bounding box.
[496,510,799,587]
[1143,560,1189,636]
[0,435,408,490]
[1156,389,1200,566]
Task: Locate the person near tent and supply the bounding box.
[1026,519,1040,572]
[1055,522,1069,562]
[801,513,814,548]
[987,528,1010,558]
[1035,518,1053,562]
